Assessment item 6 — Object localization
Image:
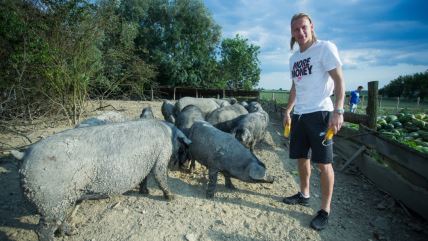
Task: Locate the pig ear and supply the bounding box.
[249,163,266,180]
[177,131,192,146]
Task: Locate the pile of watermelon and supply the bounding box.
[376,112,428,154]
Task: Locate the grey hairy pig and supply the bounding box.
[246,101,263,113]
[11,119,191,241]
[162,100,176,123]
[232,109,269,152]
[206,104,248,126]
[75,111,127,128]
[175,105,205,136]
[187,121,274,198]
[140,106,155,119]
[174,105,205,169]
[175,97,220,117]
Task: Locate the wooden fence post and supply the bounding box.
[366,81,378,130]
[150,87,153,101]
[196,89,198,98]
[396,96,400,110]
[173,87,176,100]
[222,89,225,98]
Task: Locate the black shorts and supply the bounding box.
[289,111,333,164]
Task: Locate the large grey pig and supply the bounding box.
[175,97,220,117]
[75,111,127,128]
[12,119,191,241]
[187,121,274,198]
[206,103,248,126]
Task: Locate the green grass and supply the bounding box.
[260,91,427,115]
[259,91,289,104]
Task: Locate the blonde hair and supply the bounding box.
[290,13,317,50]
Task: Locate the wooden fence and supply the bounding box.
[149,86,260,101]
[264,80,428,220]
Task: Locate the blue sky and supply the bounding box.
[204,0,428,91]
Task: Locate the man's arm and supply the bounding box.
[283,82,296,126]
[328,67,345,133]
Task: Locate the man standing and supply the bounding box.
[349,86,363,113]
[282,13,345,230]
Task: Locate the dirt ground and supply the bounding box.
[0,100,427,241]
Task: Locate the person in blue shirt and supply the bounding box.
[349,86,363,113]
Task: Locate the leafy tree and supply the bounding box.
[218,34,261,90]
[41,0,104,125]
[380,71,428,100]
[0,0,51,120]
[136,0,221,87]
[94,0,156,101]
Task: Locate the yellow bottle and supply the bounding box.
[325,128,335,141]
[283,123,291,138]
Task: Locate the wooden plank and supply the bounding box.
[339,146,366,171]
[335,136,428,189]
[358,153,428,220]
[337,126,428,181]
[344,112,368,125]
[334,138,428,220]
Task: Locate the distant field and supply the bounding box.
[260,91,289,104]
[260,90,427,114]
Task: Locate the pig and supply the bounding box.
[187,121,274,198]
[174,105,205,170]
[75,111,127,128]
[12,119,191,241]
[246,101,263,113]
[161,100,176,123]
[206,104,248,126]
[140,106,155,119]
[232,109,270,152]
[174,97,220,117]
[175,105,205,136]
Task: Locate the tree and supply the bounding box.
[41,0,104,125]
[0,0,51,120]
[94,0,156,101]
[380,72,428,100]
[135,0,221,87]
[218,34,261,90]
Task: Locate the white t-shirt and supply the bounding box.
[289,40,342,114]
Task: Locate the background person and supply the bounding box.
[349,85,363,113]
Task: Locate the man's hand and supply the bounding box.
[283,111,291,127]
[329,112,344,134]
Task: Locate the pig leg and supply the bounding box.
[223,173,236,190]
[153,160,174,201]
[37,216,59,241]
[207,168,220,198]
[59,203,80,236]
[139,176,150,194]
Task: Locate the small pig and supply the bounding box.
[140,106,155,119]
[161,100,176,123]
[187,121,274,198]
